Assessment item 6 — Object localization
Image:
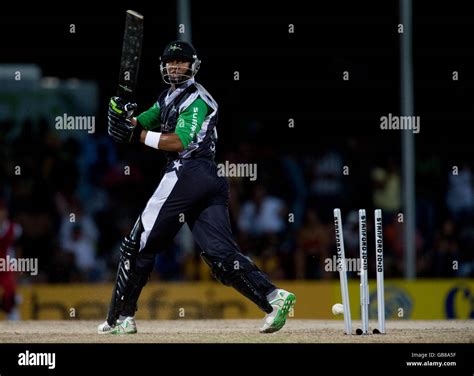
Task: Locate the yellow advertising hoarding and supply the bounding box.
[1,279,472,320]
[343,279,474,320]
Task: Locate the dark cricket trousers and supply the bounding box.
[138,157,240,262]
[119,156,276,317]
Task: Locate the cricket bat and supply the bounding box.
[117,10,144,103]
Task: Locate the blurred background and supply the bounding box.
[0,1,472,320]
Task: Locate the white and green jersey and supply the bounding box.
[136,79,218,162]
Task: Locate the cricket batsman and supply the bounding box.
[98,41,296,334]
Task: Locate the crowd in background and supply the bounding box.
[1,117,473,286]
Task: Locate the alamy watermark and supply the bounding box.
[55,113,95,134]
[217,161,257,181]
[325,256,362,273]
[18,351,55,370]
[380,113,420,134]
[0,256,38,276]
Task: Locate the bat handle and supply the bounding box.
[124,102,137,112]
[122,102,137,119]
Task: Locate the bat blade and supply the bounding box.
[117,10,144,101]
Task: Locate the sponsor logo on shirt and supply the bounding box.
[190,106,199,137]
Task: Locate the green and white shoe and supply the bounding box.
[97,316,137,335]
[260,289,296,333]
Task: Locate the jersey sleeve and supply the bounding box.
[136,102,161,131]
[174,97,209,149]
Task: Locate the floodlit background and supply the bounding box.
[0,2,473,322]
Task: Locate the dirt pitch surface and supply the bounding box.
[0,320,472,343]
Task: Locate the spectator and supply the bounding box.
[295,209,332,279]
[371,165,401,214]
[308,148,345,223]
[238,184,287,237]
[58,197,101,281]
[430,220,461,277]
[446,164,474,220]
[0,200,22,319]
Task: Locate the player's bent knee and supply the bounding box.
[200,252,254,285]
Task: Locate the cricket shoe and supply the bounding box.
[97,316,137,334]
[259,289,296,333]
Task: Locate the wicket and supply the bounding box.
[333,208,385,335]
[333,208,352,334]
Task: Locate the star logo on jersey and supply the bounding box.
[172,160,183,171]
